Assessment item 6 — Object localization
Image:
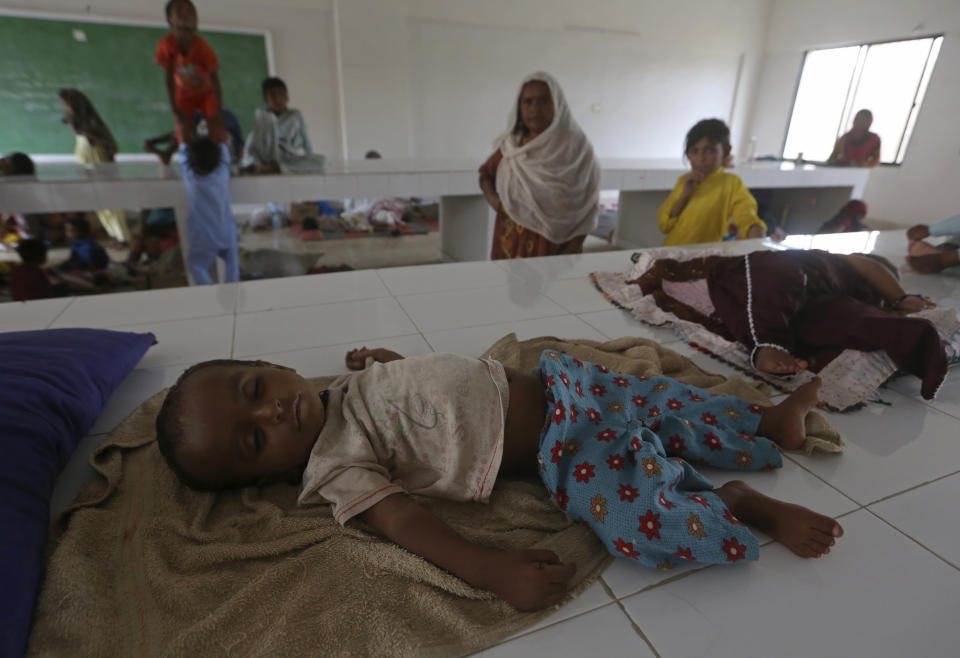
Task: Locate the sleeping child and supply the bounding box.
[631,249,946,399]
[658,119,766,246]
[155,346,842,611]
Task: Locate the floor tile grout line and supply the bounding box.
[229,307,239,359]
[781,453,867,509]
[487,601,620,645]
[863,468,960,507]
[614,597,663,658]
[863,506,960,573]
[44,296,77,328]
[387,287,434,346]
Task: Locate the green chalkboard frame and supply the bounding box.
[0,10,271,154]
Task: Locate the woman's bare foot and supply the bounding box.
[754,346,808,374]
[716,480,843,558]
[756,377,822,450]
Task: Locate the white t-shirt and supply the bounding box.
[298,354,510,524]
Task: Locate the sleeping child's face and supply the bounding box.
[175,362,326,488]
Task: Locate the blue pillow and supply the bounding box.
[0,328,155,658]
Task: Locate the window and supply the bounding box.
[782,35,942,165]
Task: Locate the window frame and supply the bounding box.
[780,33,944,167]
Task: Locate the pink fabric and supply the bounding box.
[661,278,715,317]
[843,132,880,162]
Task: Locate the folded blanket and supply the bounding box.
[593,247,960,411]
[29,335,842,657]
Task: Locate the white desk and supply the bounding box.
[0,158,870,276]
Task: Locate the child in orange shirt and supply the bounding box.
[156,0,224,144]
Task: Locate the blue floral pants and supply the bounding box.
[536,350,782,570]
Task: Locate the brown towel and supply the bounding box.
[30,335,842,657]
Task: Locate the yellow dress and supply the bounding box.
[657,168,765,246]
[75,135,130,243]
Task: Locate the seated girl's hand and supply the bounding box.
[481,549,577,611]
[682,171,704,196]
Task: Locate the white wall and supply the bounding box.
[748,0,960,225]
[12,0,772,163]
[337,0,772,161]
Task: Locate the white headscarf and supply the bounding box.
[494,72,600,244]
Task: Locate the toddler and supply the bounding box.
[58,217,109,271]
[179,138,238,284]
[658,119,766,246]
[156,0,224,144]
[10,239,64,301]
[156,346,843,611]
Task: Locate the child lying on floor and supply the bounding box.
[632,249,946,399]
[155,347,843,611]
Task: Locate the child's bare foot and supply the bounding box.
[907,224,930,241]
[754,346,808,374]
[908,250,960,274]
[908,239,942,257]
[716,480,843,558]
[756,377,821,450]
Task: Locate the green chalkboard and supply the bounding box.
[0,14,268,153]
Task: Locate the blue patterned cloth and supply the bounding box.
[536,350,782,569]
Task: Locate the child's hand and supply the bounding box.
[483,549,577,611]
[682,171,703,196]
[345,347,404,370]
[345,347,374,370]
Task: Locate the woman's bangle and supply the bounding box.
[888,293,919,308]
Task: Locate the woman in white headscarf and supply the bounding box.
[478,72,601,259]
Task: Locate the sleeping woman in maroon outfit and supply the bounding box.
[631,250,947,400]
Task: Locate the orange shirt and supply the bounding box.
[155,34,219,102]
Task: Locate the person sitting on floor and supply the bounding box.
[154,346,842,612]
[58,217,109,271]
[0,152,35,176]
[631,249,946,398]
[828,109,881,167]
[658,119,766,246]
[10,239,65,302]
[241,77,325,174]
[907,215,960,274]
[818,200,869,234]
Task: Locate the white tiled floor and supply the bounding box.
[10,230,959,657]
